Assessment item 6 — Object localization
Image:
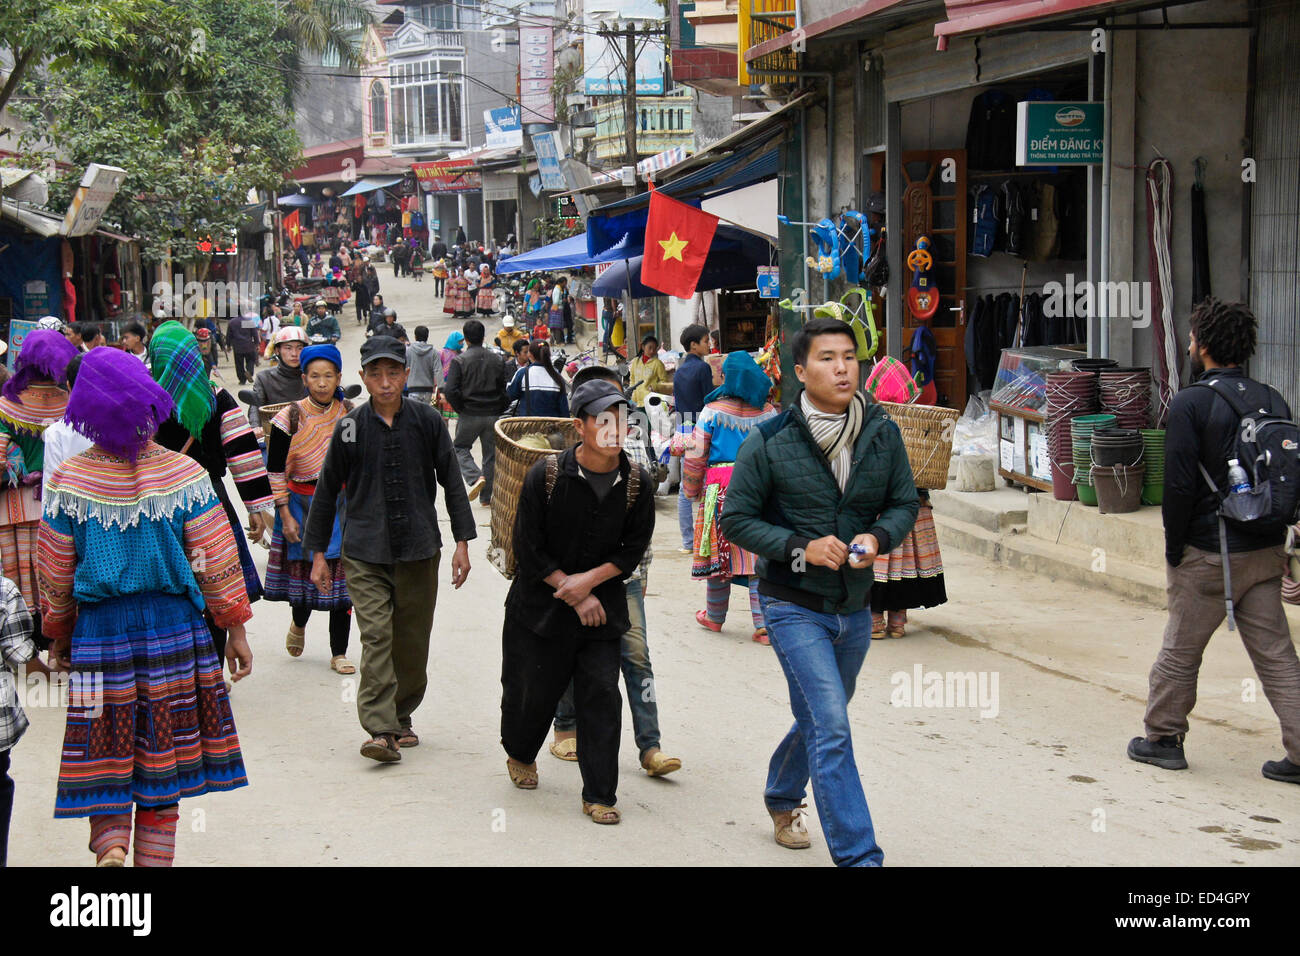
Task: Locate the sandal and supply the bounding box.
[641,750,681,777]
[549,737,578,761]
[396,726,419,748]
[885,624,906,639]
[330,655,356,675]
[695,609,722,633]
[96,848,127,867]
[507,758,538,789]
[752,628,769,645]
[360,734,401,763]
[285,624,305,658]
[582,801,621,825]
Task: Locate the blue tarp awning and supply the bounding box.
[339,177,403,197]
[497,231,638,275]
[591,226,773,299]
[585,142,782,258]
[277,193,322,207]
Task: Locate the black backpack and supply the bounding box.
[1190,375,1300,630]
[1191,375,1300,536]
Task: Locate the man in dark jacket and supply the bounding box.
[444,319,508,506]
[306,300,340,344]
[226,312,263,384]
[430,235,448,261]
[499,379,655,823]
[1129,298,1300,785]
[249,325,309,431]
[723,316,918,866]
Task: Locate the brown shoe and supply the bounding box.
[769,804,812,849]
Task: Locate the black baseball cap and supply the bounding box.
[571,380,628,419]
[360,335,406,367]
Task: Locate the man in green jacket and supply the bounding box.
[722,316,918,867]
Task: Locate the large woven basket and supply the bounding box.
[488,417,580,578]
[876,401,960,491]
[259,402,292,439]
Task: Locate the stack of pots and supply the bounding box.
[1070,413,1116,506]
[1140,429,1166,505]
[1091,427,1146,514]
[1046,370,1100,501]
[1098,367,1153,430]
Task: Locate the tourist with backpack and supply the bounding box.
[1128,298,1300,786]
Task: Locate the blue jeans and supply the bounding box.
[555,578,660,758]
[677,487,695,550]
[761,596,881,867]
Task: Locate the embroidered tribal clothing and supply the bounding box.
[265,398,351,611]
[39,443,251,817]
[0,382,69,610]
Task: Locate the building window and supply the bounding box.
[390,59,465,146]
[411,0,479,31]
[370,80,387,134]
[321,47,341,69]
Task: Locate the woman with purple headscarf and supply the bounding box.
[38,348,252,867]
[0,329,79,628]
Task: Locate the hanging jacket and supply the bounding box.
[1030,181,1061,262]
[971,185,999,258]
[975,294,1001,391]
[1001,180,1027,258]
[965,90,1016,170]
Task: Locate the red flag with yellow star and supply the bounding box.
[641,185,719,299]
[284,210,303,249]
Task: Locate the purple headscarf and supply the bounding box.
[3,329,78,402]
[65,348,175,462]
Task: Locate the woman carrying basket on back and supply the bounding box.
[865,376,947,639]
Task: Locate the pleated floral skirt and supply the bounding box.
[54,592,248,818]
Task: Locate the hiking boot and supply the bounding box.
[1127,734,1188,770]
[769,804,811,850]
[1261,757,1300,785]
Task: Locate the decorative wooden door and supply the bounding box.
[900,149,967,408]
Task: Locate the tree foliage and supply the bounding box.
[0,0,210,116]
[13,0,303,265]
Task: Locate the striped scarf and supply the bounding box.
[801,390,867,492]
[148,320,215,441]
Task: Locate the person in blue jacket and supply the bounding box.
[507,341,569,418]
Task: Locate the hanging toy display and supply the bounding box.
[905,235,940,321]
[777,215,842,280]
[836,210,877,286]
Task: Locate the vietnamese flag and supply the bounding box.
[284,209,303,249]
[641,185,719,298]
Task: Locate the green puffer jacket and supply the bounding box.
[721,394,919,615]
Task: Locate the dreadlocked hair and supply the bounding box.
[1189,297,1256,367]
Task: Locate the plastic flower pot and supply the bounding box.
[1093,464,1146,514]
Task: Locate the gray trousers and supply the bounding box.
[454,413,497,501]
[1145,545,1300,763]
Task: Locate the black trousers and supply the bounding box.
[291,605,352,656]
[234,351,257,384]
[500,617,621,806]
[0,749,12,867]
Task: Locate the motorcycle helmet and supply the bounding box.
[272,326,310,350]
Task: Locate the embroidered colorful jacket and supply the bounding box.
[681,398,778,500]
[0,382,70,527]
[266,398,348,503]
[37,443,253,641]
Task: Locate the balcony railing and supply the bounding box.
[739,0,797,83]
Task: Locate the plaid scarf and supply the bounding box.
[148,320,215,440]
[801,390,867,493]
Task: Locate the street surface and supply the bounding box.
[8,272,1297,866]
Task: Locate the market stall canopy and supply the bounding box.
[591,226,773,299]
[496,232,638,275]
[277,193,323,207]
[339,177,403,197]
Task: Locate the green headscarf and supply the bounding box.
[148,320,216,440]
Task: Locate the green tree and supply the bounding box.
[0,0,209,116]
[275,0,376,101]
[14,0,302,269]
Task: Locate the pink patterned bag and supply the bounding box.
[864,356,921,405]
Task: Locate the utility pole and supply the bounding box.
[598,18,668,353]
